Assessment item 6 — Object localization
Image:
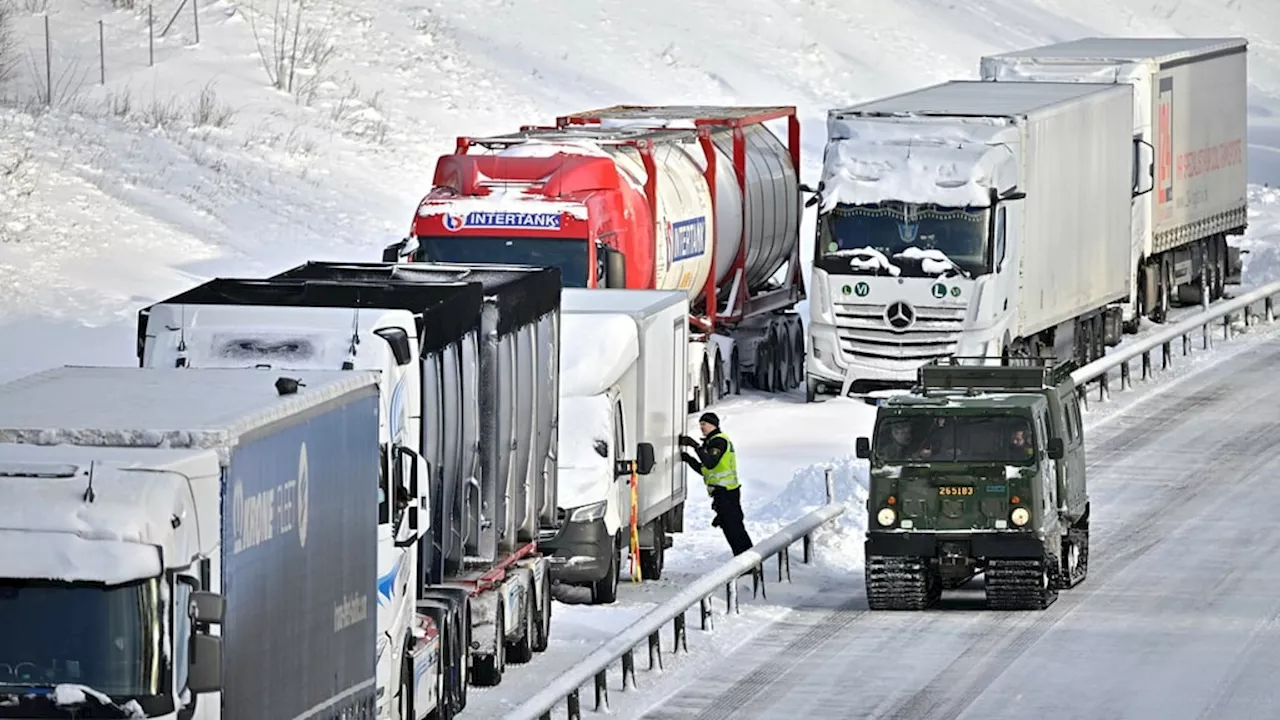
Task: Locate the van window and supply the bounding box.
[1062,395,1077,443]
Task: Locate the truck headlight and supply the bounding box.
[876,507,896,527]
[1010,507,1030,527]
[568,500,608,523]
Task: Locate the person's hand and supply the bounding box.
[678,435,698,448]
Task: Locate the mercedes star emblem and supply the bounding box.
[884,301,915,330]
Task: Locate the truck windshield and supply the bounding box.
[818,202,989,277]
[416,236,589,287]
[0,578,162,698]
[874,414,1036,465]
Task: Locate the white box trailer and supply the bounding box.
[980,37,1249,323]
[544,289,689,603]
[808,81,1135,397]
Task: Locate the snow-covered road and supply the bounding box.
[639,333,1280,719]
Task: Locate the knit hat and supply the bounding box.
[698,412,720,427]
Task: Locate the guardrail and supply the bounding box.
[504,470,845,720]
[1071,280,1280,407]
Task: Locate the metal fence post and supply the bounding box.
[192,0,200,44]
[98,21,105,85]
[149,5,155,67]
[825,467,835,504]
[44,15,53,105]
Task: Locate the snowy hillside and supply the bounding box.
[1,1,1279,714]
[0,0,1278,374]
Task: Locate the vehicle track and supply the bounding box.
[643,339,1280,720]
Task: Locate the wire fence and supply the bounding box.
[4,0,202,106]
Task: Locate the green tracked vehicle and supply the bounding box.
[856,357,1090,611]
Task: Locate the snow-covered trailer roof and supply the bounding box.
[0,366,379,458]
[830,80,1128,120]
[981,37,1246,65]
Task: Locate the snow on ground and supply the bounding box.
[1,0,1280,717]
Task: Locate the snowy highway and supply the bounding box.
[639,334,1280,719]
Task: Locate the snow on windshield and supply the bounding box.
[897,246,966,277]
[558,395,612,472]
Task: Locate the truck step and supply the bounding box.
[984,558,1058,610]
[865,555,940,611]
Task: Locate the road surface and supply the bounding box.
[641,334,1280,720]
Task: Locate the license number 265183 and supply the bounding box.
[938,486,974,497]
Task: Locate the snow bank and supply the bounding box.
[1240,187,1280,287]
[821,120,1014,209]
[560,314,638,396]
[752,456,870,572]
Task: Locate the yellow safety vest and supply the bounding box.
[701,431,740,493]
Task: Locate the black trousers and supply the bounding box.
[711,487,754,555]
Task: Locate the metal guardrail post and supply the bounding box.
[506,503,846,720]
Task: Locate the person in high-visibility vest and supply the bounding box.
[680,412,754,556]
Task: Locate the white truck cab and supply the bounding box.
[0,444,225,719]
[137,302,428,719]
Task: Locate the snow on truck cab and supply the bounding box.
[857,357,1090,612]
[0,367,382,720]
[382,105,810,410]
[807,81,1141,402]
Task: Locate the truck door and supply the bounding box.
[1035,409,1056,521]
[1059,388,1086,510]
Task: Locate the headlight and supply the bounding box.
[1010,507,1031,527]
[876,507,897,527]
[568,500,608,523]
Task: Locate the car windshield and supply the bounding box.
[874,414,1036,464]
[819,202,989,276]
[416,235,589,287]
[0,578,162,698]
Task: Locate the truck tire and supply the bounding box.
[399,644,416,720]
[806,376,819,403]
[589,536,619,604]
[505,600,535,664]
[531,569,552,652]
[640,517,665,580]
[470,602,505,687]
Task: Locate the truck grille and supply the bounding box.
[833,301,965,362]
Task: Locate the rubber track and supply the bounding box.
[984,558,1056,610]
[865,556,940,611]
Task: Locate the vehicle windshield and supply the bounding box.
[874,414,1036,464]
[0,578,162,698]
[818,202,989,277]
[416,235,589,287]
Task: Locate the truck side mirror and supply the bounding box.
[189,591,225,624]
[188,634,223,694]
[374,327,413,366]
[1133,139,1155,196]
[604,247,627,288]
[382,239,406,262]
[855,437,871,459]
[635,442,655,475]
[1047,437,1065,460]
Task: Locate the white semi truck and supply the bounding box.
[806,80,1140,400]
[544,289,689,604]
[980,37,1249,327]
[0,367,382,719]
[137,266,565,715]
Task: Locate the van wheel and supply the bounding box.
[589,535,619,604]
[640,517,665,580]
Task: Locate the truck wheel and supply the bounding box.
[806,376,819,403]
[640,517,665,580]
[426,663,452,720]
[470,602,505,687]
[505,602,535,665]
[531,570,552,652]
[589,536,620,604]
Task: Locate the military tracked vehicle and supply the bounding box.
[856,357,1090,610]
